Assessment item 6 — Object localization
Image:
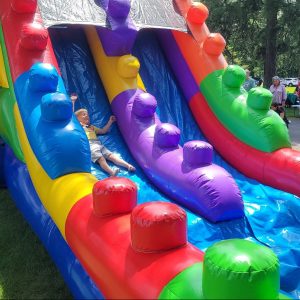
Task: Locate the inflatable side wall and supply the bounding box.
[158,1,300,197]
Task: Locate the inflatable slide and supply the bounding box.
[0,0,299,298]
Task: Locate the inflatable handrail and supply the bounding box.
[97,0,138,56]
[111,88,244,222]
[156,5,300,196]
[200,67,291,152]
[15,63,92,179]
[173,0,291,152]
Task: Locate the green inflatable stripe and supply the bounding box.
[158,263,204,299]
[0,23,24,161]
[158,241,291,299]
[200,66,291,152]
[203,239,279,299]
[158,260,290,299]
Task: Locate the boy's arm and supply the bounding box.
[94,116,116,135]
[70,93,78,112]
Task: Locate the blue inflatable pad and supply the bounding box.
[14,66,91,179]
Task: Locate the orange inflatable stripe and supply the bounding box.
[171,30,227,85]
[172,0,227,84]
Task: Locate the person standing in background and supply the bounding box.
[269,76,287,107]
[295,81,300,100]
[243,69,256,91]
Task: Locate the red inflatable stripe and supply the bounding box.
[66,195,203,299]
[0,0,59,81]
[190,92,300,196]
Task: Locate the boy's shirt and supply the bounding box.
[82,124,100,141]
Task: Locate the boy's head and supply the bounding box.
[75,109,90,125]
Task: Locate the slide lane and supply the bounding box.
[49,26,252,249]
[131,29,300,297]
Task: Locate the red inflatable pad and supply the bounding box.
[11,0,37,14]
[186,3,209,25]
[20,23,48,51]
[93,177,137,217]
[131,202,187,253]
[203,33,226,56]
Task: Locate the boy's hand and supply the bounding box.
[109,115,116,123]
[70,93,78,102]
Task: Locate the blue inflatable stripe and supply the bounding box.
[14,65,91,179]
[3,145,103,299]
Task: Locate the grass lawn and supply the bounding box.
[0,189,72,299]
[285,107,298,118]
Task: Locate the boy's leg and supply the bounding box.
[97,157,119,176]
[107,154,136,171]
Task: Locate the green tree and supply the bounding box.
[264,0,280,87]
[202,0,300,86]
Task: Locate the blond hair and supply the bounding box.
[75,108,88,117]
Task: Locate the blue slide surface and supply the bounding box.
[49,27,299,298]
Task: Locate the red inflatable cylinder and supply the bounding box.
[0,0,59,81]
[93,177,137,217]
[20,23,48,51]
[203,33,226,56]
[187,3,209,25]
[131,202,187,253]
[11,0,37,14]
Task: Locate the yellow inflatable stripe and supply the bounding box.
[0,45,9,88]
[14,103,97,238]
[85,26,145,103]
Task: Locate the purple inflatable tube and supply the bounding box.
[93,13,244,222]
[111,89,244,222]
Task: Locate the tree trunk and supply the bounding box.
[263,0,280,88]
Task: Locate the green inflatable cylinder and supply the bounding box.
[202,239,280,299]
[247,88,273,110]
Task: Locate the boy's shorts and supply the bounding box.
[89,140,112,163]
